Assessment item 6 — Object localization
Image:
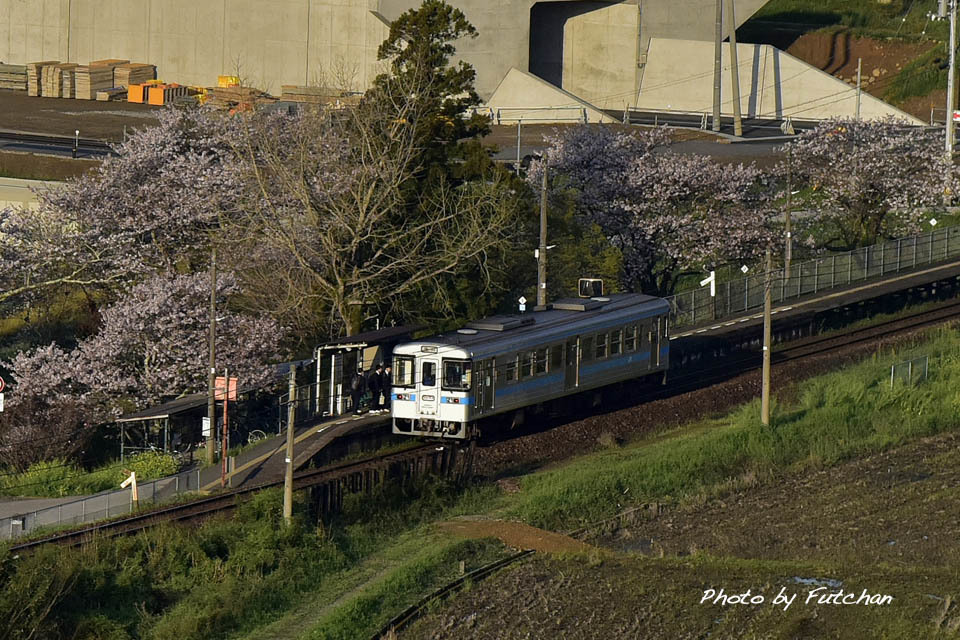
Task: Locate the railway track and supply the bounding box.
[369,301,960,637]
[7,443,442,554]
[10,298,960,555]
[654,297,960,400]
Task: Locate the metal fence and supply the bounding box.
[890,355,929,387]
[667,226,960,330]
[0,466,207,540]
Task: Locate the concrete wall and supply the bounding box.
[635,38,923,123]
[0,0,771,99]
[0,0,389,93]
[485,66,616,123]
[562,2,637,110]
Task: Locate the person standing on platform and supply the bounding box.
[350,369,366,415]
[381,364,392,413]
[368,363,384,413]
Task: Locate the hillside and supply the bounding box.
[741,0,951,120]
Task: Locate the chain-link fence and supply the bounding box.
[667,226,960,330]
[0,466,207,540]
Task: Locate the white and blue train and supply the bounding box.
[390,293,670,439]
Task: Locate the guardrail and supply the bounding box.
[666,225,960,330]
[0,466,206,540]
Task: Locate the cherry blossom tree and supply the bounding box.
[0,108,241,312]
[780,117,952,250]
[531,125,774,295]
[0,271,281,468]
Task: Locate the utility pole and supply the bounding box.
[537,162,548,309]
[725,0,743,136]
[206,246,216,465]
[283,364,297,525]
[947,0,957,157]
[516,119,522,173]
[855,58,862,120]
[712,0,723,132]
[785,146,793,278]
[761,249,772,426]
[220,366,229,488]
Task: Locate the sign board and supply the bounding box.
[0,375,5,393]
[0,393,4,413]
[953,111,960,123]
[519,304,526,312]
[214,377,238,401]
[202,416,211,437]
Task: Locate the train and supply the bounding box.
[390,292,671,440]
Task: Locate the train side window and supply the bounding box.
[624,325,636,352]
[595,333,608,359]
[610,329,622,356]
[442,359,471,391]
[535,348,547,374]
[581,336,594,362]
[520,352,533,379]
[640,323,650,349]
[393,356,416,387]
[550,344,563,369]
[504,356,518,383]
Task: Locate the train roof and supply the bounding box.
[397,293,669,360]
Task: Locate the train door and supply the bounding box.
[479,358,495,413]
[418,359,439,416]
[650,320,658,367]
[564,338,578,390]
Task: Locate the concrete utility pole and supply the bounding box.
[761,249,772,426]
[283,364,297,525]
[947,0,957,157]
[785,148,793,278]
[725,0,743,136]
[855,58,863,120]
[712,0,723,132]
[537,162,548,309]
[206,247,216,466]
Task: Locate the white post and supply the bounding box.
[855,58,862,120]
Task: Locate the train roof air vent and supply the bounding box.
[465,315,536,331]
[552,298,604,312]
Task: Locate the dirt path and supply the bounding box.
[437,519,592,554]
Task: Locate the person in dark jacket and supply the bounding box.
[350,369,366,415]
[368,363,384,413]
[381,364,392,412]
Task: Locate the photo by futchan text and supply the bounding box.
[700,586,894,612]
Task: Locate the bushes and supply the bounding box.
[0,452,181,498]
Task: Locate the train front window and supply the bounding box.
[394,356,415,387]
[442,359,471,391]
[422,361,437,387]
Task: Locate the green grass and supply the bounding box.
[744,0,949,41]
[8,323,960,639]
[504,324,960,531]
[0,452,180,498]
[884,45,948,104]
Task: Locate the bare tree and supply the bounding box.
[224,91,519,337]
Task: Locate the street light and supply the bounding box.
[73,129,79,158]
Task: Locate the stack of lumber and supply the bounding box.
[26,61,59,96]
[74,65,117,99]
[0,63,27,90]
[96,87,127,101]
[58,63,78,97]
[42,63,78,98]
[114,63,155,88]
[280,85,362,108]
[206,85,268,111]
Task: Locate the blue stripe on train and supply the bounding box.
[440,396,473,405]
[392,393,417,401]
